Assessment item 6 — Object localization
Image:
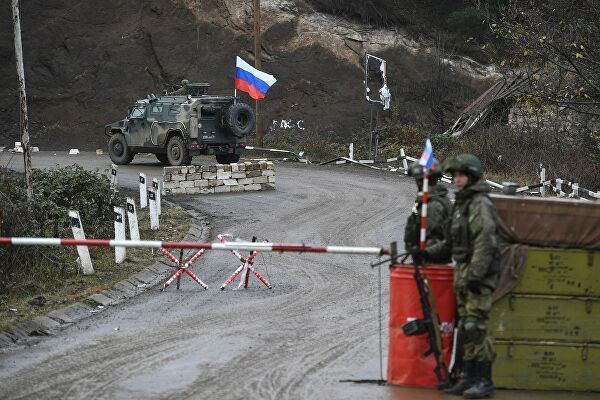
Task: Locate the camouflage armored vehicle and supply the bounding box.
[105,81,255,166]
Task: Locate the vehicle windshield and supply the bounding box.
[129,106,145,119]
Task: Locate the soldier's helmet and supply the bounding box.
[408,159,443,179]
[443,153,483,179]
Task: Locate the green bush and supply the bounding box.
[0,166,122,295]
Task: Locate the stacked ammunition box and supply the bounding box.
[489,195,600,391]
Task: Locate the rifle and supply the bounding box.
[372,241,450,388]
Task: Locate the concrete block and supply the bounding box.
[208,179,224,186]
[262,170,275,176]
[179,181,195,188]
[208,165,217,172]
[252,176,269,184]
[171,188,187,195]
[222,164,232,172]
[238,163,246,171]
[238,178,253,185]
[231,163,239,172]
[202,172,217,179]
[246,170,262,178]
[200,188,215,194]
[245,184,261,191]
[164,166,181,174]
[268,175,276,183]
[251,163,261,171]
[171,174,186,181]
[259,161,268,169]
[231,172,246,179]
[187,173,203,180]
[216,164,225,171]
[215,186,231,193]
[266,161,275,170]
[163,173,172,182]
[223,179,238,186]
[163,181,180,189]
[230,185,245,192]
[194,179,209,187]
[89,293,115,306]
[217,171,232,179]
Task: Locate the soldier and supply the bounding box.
[428,154,500,399]
[404,159,451,264]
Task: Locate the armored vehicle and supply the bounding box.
[105,81,255,166]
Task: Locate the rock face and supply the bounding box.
[0,0,492,150]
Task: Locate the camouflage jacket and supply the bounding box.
[404,185,452,263]
[429,180,501,291]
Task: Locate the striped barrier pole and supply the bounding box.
[0,237,389,255]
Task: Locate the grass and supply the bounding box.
[0,204,192,332]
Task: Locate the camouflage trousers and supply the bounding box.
[456,287,496,363]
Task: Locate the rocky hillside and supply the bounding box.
[0,0,495,150]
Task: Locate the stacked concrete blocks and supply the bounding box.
[162,161,275,195]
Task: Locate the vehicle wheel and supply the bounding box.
[108,133,134,165]
[225,102,255,137]
[156,153,169,165]
[166,136,191,166]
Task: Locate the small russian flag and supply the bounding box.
[235,56,277,100]
[418,139,435,169]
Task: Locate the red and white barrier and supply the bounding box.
[0,237,389,255]
[218,234,272,290]
[159,247,208,291]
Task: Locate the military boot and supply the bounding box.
[463,362,494,399]
[443,361,476,395]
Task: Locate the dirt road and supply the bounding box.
[0,153,596,400]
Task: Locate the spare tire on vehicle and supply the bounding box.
[225,102,255,137]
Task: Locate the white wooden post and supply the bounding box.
[139,173,147,208]
[349,143,354,160]
[68,210,94,274]
[148,189,159,230]
[152,178,162,215]
[114,207,126,263]
[573,183,579,198]
[125,197,140,241]
[110,164,118,190]
[540,167,546,197]
[555,179,562,197]
[400,148,408,174]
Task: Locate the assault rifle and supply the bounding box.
[372,241,450,388]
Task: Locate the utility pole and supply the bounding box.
[12,0,33,201]
[253,0,263,146]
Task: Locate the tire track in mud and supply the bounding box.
[0,162,412,400]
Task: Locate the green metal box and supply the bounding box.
[490,294,600,342]
[513,247,598,296]
[494,340,600,391]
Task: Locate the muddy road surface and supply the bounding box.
[0,153,596,400]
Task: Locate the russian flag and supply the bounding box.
[235,56,277,100]
[418,139,435,168]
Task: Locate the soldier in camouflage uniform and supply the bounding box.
[429,154,501,399]
[404,160,451,264]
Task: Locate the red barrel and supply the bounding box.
[387,264,455,387]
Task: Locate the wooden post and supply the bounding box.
[254,0,263,146]
[114,207,126,263]
[68,210,94,274]
[12,0,33,201]
[139,173,147,208]
[126,197,140,241]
